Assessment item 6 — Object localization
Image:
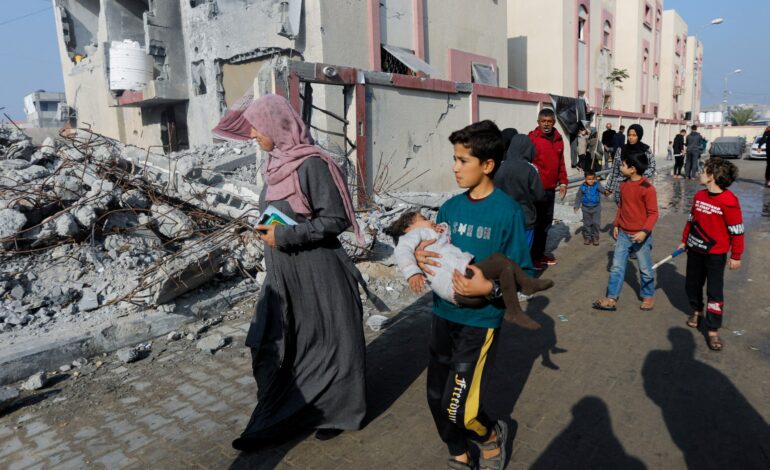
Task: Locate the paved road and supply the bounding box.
[1,159,769,469]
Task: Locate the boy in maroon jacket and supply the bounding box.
[679,158,744,351]
[593,151,658,312]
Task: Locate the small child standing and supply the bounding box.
[573,170,606,245]
[386,211,554,330]
[593,152,659,311]
[666,141,674,160]
[679,158,744,351]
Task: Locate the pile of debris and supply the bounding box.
[1,125,434,340]
[0,127,267,336]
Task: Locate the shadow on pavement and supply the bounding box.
[530,396,646,470]
[228,294,432,469]
[487,297,567,416]
[642,327,770,469]
[656,263,690,317]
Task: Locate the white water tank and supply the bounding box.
[109,40,153,91]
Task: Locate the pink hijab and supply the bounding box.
[214,94,362,244]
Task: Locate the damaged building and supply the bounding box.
[51,0,694,198]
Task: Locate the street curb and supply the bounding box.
[0,282,256,386]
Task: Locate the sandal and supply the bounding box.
[708,332,723,351]
[592,298,617,311]
[478,420,508,470]
[686,312,701,328]
[640,298,655,311]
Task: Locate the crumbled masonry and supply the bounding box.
[1,125,440,343]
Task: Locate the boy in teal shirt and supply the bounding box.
[416,120,533,470]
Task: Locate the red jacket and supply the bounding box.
[528,127,568,190]
[614,177,659,234]
[681,189,745,260]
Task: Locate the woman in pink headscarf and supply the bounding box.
[216,94,367,451]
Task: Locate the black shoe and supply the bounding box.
[232,436,273,452]
[315,428,344,441]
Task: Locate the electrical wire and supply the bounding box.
[0,6,52,28]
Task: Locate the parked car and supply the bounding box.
[749,136,767,160]
[708,136,746,159]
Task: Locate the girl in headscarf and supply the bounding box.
[216,94,367,451]
[605,123,657,204]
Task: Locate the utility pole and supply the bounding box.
[720,69,742,137]
[689,18,723,126]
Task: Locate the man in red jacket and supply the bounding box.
[528,108,568,269]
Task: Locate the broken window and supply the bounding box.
[471,63,498,86]
[278,0,303,39]
[190,0,207,7]
[381,45,436,77]
[58,0,100,60]
[191,60,207,95]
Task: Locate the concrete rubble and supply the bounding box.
[1,124,443,385]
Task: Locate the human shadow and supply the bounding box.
[642,328,770,469]
[545,221,572,255]
[486,297,567,418]
[229,293,432,469]
[655,263,690,317]
[530,396,646,470]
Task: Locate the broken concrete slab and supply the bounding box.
[121,189,150,209]
[20,371,48,391]
[0,209,27,247]
[55,212,79,237]
[78,289,100,312]
[196,334,228,354]
[151,203,195,239]
[116,347,140,364]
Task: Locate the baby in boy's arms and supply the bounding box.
[385,211,554,330]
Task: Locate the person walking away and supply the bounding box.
[494,134,545,249]
[412,120,533,469]
[604,124,657,205]
[216,94,369,451]
[592,151,659,311]
[528,108,568,269]
[612,125,626,166]
[685,125,703,180]
[602,123,616,167]
[574,170,606,245]
[577,127,589,171]
[680,158,744,351]
[759,126,770,187]
[673,129,686,179]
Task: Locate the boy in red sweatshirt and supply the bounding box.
[593,151,658,311]
[679,158,744,351]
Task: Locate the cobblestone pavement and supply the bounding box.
[1,160,769,469]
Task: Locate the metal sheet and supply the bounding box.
[381,44,437,77]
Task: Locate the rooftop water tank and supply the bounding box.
[109,40,153,91]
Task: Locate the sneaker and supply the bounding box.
[542,255,558,265]
[533,259,548,270]
[517,292,533,302]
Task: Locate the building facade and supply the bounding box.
[682,36,704,122]
[23,91,68,128]
[52,0,509,151]
[658,10,688,121]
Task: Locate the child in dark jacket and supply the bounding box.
[679,158,744,351]
[494,134,545,248]
[574,170,606,245]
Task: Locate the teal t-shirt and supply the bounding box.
[434,188,533,328]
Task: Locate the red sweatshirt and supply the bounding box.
[528,128,568,190]
[681,189,745,260]
[614,177,659,234]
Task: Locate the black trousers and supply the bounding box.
[674,155,684,176]
[532,189,556,260]
[685,152,700,179]
[427,316,499,456]
[765,148,770,182]
[685,252,727,330]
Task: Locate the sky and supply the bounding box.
[0,0,768,121]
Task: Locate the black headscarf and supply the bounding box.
[501,128,519,158]
[621,123,649,158]
[505,134,536,163]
